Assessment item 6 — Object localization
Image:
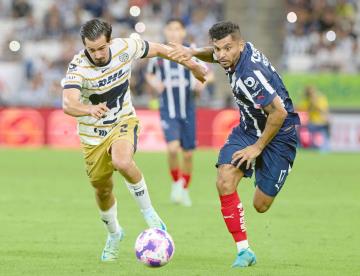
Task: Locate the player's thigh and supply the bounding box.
[216,125,257,178]
[255,142,296,198]
[179,116,196,150]
[216,164,245,195]
[109,117,140,166]
[82,141,114,184]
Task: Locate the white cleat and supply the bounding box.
[142,207,167,231]
[181,189,192,207]
[170,178,184,204]
[101,229,124,262]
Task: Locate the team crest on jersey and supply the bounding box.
[118,53,129,62]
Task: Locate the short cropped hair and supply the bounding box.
[166,18,185,28]
[80,19,112,44]
[209,21,241,41]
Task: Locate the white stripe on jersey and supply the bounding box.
[178,64,186,119]
[164,59,176,118]
[236,77,262,137]
[254,70,275,94]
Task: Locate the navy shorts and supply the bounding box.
[217,125,298,197]
[160,114,196,150]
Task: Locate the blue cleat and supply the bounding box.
[142,207,167,231]
[231,248,257,268]
[101,229,124,262]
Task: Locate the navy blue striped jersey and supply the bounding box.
[226,42,300,137]
[147,57,196,119]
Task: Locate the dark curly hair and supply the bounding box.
[80,19,112,45]
[209,21,241,41]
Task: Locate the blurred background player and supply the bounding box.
[168,21,300,268]
[298,85,330,152]
[62,19,206,262]
[146,18,209,207]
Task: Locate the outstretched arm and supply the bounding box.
[167,43,216,63]
[146,42,207,83]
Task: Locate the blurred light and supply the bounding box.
[326,30,336,42]
[130,32,141,40]
[135,22,146,33]
[287,12,297,23]
[9,40,21,52]
[129,6,141,17]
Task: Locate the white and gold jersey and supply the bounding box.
[62,38,149,145]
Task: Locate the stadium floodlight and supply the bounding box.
[130,5,141,17]
[326,30,336,42]
[9,40,21,52]
[287,12,297,23]
[135,22,146,33]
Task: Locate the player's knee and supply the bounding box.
[112,158,133,174]
[92,181,113,201]
[253,202,270,213]
[183,151,193,162]
[167,142,180,156]
[216,177,235,195]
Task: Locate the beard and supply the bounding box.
[94,58,107,66]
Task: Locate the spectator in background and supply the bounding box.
[43,3,65,38]
[12,0,32,18]
[298,86,330,152]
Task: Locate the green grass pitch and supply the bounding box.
[0,148,359,275]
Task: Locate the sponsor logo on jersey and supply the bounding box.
[97,69,127,88]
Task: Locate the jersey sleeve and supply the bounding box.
[62,61,84,90]
[124,38,149,60]
[242,65,277,108]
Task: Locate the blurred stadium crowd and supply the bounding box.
[0,0,359,108]
[283,0,360,72]
[0,0,223,107]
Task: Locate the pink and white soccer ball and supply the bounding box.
[135,228,175,267]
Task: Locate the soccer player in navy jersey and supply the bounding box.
[168,21,300,267]
[146,19,206,207]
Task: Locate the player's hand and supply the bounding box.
[88,102,109,119]
[191,63,207,83]
[231,144,262,170]
[167,42,193,62]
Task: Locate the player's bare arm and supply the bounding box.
[62,88,109,119]
[145,73,165,94]
[168,43,216,63]
[231,96,288,169]
[146,42,207,82]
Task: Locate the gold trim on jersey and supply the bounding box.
[79,133,103,138]
[112,39,129,59]
[78,111,134,137]
[84,59,131,81]
[64,81,82,86]
[78,108,132,128]
[66,72,84,79]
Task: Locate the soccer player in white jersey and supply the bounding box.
[168,21,300,268]
[61,19,206,262]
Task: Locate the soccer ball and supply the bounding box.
[134,228,175,267]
